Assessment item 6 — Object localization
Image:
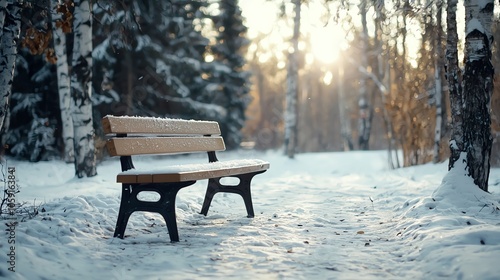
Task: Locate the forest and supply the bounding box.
[1,1,499,278]
[0,0,498,179]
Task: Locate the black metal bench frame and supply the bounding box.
[103,116,269,242]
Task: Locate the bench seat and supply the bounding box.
[117,159,270,183]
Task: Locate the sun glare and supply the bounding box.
[322,70,333,85]
[240,0,277,38]
[310,24,345,65]
[241,0,348,67]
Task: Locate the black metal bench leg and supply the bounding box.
[157,186,185,242]
[159,210,179,242]
[113,181,195,242]
[200,179,218,216]
[114,184,133,238]
[238,175,255,218]
[114,210,133,238]
[200,171,265,218]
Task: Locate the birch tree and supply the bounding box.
[0,0,21,135]
[447,0,462,167]
[0,0,8,145]
[357,0,371,150]
[71,0,96,177]
[51,0,74,163]
[0,0,5,32]
[284,0,300,158]
[373,0,399,168]
[337,65,353,151]
[433,1,445,163]
[447,0,494,192]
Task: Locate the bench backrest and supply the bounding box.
[102,115,226,156]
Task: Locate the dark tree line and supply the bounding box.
[0,0,250,176]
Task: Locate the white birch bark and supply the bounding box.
[0,0,7,148]
[447,0,494,192]
[0,0,21,133]
[0,0,7,38]
[400,1,411,166]
[358,1,371,150]
[433,1,444,164]
[71,0,96,177]
[284,0,300,158]
[460,0,494,191]
[446,0,462,166]
[337,66,353,151]
[373,0,399,168]
[51,0,74,163]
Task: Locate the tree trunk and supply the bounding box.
[447,0,462,166]
[459,0,494,191]
[337,65,353,151]
[373,0,399,168]
[284,0,300,158]
[0,0,7,37]
[0,0,9,142]
[71,0,96,177]
[0,0,21,135]
[357,1,371,150]
[447,0,493,192]
[125,49,134,115]
[52,0,75,163]
[433,1,444,163]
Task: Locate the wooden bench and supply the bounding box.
[102,115,270,242]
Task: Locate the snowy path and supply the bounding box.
[1,151,499,279]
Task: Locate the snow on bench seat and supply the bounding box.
[117,159,270,183]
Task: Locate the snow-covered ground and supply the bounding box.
[1,150,499,279]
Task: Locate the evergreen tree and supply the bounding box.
[93,0,223,121]
[6,2,61,162]
[209,0,251,149]
[7,48,59,162]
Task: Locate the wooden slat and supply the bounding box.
[102,115,221,135]
[106,136,226,156]
[117,162,270,183]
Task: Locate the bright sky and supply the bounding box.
[239,0,348,66]
[239,0,468,70]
